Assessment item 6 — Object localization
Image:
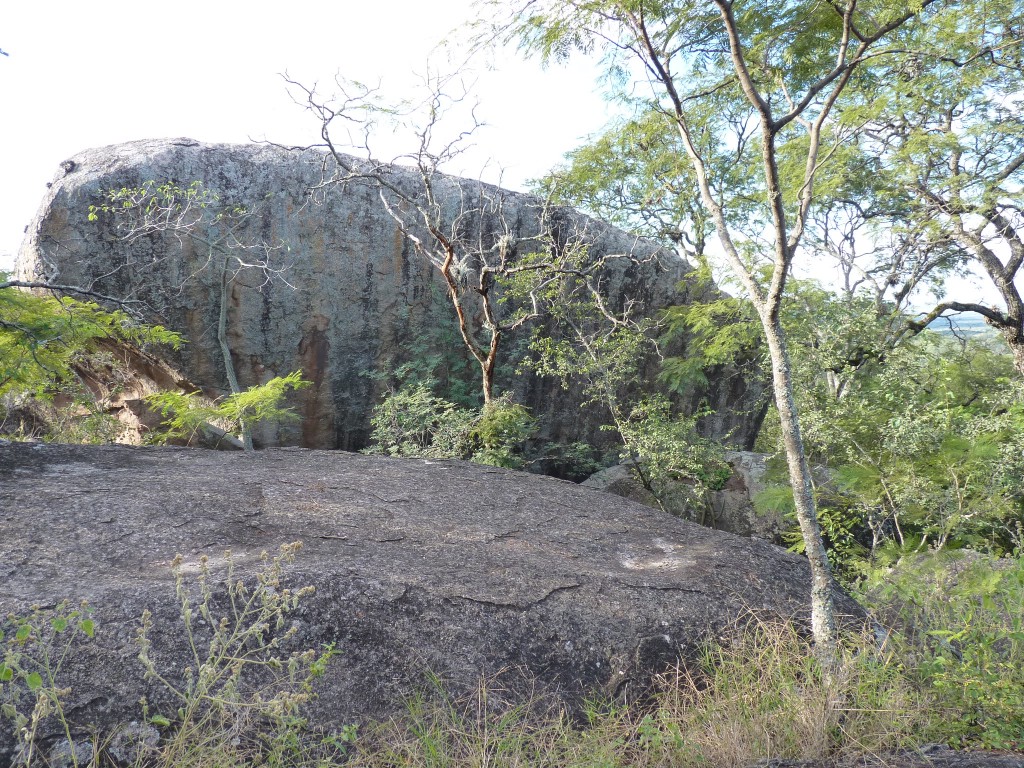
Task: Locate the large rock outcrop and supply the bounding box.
[0,442,860,764]
[15,139,764,452]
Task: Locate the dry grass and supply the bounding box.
[19,556,1015,766]
[348,618,925,768]
[643,617,925,768]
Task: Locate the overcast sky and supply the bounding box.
[0,0,610,270]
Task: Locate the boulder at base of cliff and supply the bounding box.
[0,442,858,765]
[582,451,784,541]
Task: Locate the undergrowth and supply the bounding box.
[855,551,1024,751]
[0,542,350,768]
[351,617,923,768]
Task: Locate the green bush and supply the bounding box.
[856,551,1024,750]
[470,397,538,469]
[364,382,478,460]
[615,396,731,517]
[365,384,538,469]
[145,370,310,449]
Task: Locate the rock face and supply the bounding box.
[0,442,859,764]
[583,451,784,541]
[15,138,763,452]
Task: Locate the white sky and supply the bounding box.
[0,0,611,271]
[0,1,1006,311]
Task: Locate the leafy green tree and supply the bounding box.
[496,0,953,657]
[755,293,1024,568]
[0,279,181,441]
[813,339,1022,556]
[536,112,712,259]
[514,252,729,513]
[145,370,310,451]
[615,396,731,518]
[842,3,1024,373]
[0,283,177,398]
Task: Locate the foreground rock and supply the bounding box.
[0,442,858,764]
[15,138,764,452]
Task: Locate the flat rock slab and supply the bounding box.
[0,442,859,761]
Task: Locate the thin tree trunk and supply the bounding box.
[1010,335,1024,378]
[218,260,253,451]
[761,310,838,661]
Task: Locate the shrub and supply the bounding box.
[365,384,538,469]
[365,382,478,460]
[856,551,1024,750]
[1,543,349,767]
[145,370,310,449]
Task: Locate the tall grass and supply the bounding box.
[353,618,924,768]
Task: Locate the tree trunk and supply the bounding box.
[218,261,253,452]
[761,309,839,662]
[1006,330,1024,378]
[480,352,495,405]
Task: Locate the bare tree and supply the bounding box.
[281,72,636,406]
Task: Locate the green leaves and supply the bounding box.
[857,553,1024,749]
[88,180,229,227]
[617,396,730,506]
[770,317,1024,558]
[363,383,537,469]
[0,600,97,744]
[533,112,709,253]
[364,382,477,460]
[144,370,310,447]
[0,281,181,402]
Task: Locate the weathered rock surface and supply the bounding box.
[0,338,211,446]
[15,138,764,452]
[583,451,785,541]
[0,442,859,764]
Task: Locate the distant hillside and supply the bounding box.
[927,312,1001,342]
